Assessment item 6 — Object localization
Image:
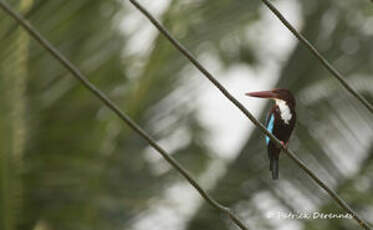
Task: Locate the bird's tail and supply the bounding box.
[268,145,280,180]
[271,154,279,180]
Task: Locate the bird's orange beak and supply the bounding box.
[245,90,278,99]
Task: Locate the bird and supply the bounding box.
[245,88,296,180]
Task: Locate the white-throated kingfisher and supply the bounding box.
[245,89,296,180]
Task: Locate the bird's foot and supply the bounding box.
[280,141,288,151]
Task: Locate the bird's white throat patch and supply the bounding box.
[275,99,292,124]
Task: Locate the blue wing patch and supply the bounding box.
[266,114,274,145]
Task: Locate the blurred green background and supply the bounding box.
[1,0,372,230]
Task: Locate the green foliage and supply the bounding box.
[0,0,372,230]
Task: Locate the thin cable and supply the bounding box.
[127,1,371,229]
[260,0,373,114]
[0,1,249,230]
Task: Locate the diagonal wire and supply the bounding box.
[127,1,372,229]
[260,0,373,114]
[0,1,249,230]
